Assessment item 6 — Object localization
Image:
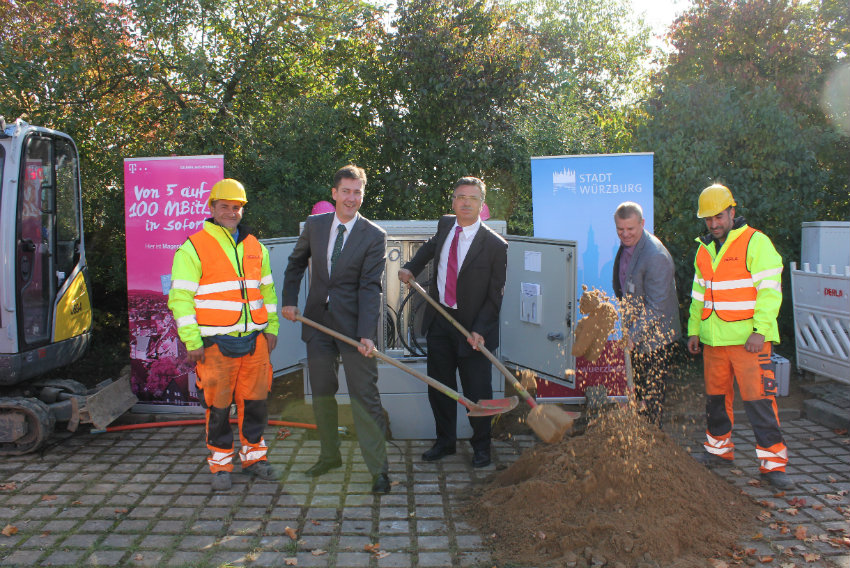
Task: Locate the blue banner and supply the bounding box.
[531,153,654,296]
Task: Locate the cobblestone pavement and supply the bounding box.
[670,416,850,568]
[0,412,848,567]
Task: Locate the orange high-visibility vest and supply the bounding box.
[696,226,758,322]
[188,230,268,328]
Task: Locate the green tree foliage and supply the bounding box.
[361,0,545,222]
[639,0,849,346]
[657,0,849,221]
[0,0,152,301]
[128,0,387,235]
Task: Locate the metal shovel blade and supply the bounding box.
[467,396,519,417]
[527,404,578,443]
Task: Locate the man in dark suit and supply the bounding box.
[612,201,681,428]
[281,165,390,495]
[398,177,508,468]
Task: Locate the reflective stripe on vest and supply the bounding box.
[696,226,757,322]
[189,230,268,332]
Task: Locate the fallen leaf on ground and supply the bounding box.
[802,552,820,561]
[374,551,390,559]
[773,491,785,498]
[310,520,320,525]
[114,508,128,514]
[311,549,326,556]
[284,558,297,566]
[730,469,744,476]
[41,495,57,501]
[785,508,799,516]
[758,556,774,562]
[751,532,764,540]
[812,504,824,510]
[2,525,18,536]
[364,542,380,552]
[709,560,728,568]
[0,483,16,491]
[748,479,762,487]
[134,554,143,561]
[795,526,808,540]
[284,526,297,540]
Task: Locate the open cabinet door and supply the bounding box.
[500,236,577,391]
[500,235,628,403]
[262,237,307,375]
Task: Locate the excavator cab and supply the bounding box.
[0,118,135,454]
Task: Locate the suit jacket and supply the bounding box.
[613,229,681,353]
[282,212,387,342]
[404,215,508,351]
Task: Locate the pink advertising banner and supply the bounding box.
[124,155,223,407]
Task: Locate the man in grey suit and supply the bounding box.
[282,165,390,495]
[612,201,681,428]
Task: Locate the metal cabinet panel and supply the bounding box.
[262,237,307,374]
[500,236,577,385]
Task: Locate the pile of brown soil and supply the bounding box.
[469,407,762,567]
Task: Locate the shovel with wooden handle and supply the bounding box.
[407,279,576,443]
[294,313,518,417]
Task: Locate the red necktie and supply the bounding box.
[444,226,462,307]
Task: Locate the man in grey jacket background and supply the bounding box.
[612,201,681,428]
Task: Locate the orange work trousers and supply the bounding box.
[195,333,273,473]
[702,342,787,473]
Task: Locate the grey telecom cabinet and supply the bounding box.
[264,222,578,440]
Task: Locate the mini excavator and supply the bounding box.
[0,118,135,455]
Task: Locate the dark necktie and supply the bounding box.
[330,225,346,273]
[444,226,462,307]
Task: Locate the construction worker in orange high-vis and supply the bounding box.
[168,179,279,492]
[686,183,792,490]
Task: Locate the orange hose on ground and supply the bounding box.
[104,419,317,433]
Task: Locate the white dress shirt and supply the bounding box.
[327,214,358,275]
[437,218,481,308]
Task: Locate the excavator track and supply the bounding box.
[0,398,55,455]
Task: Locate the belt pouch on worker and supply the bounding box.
[203,331,259,358]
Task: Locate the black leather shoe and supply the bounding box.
[422,443,456,462]
[305,456,342,477]
[472,449,492,468]
[371,473,391,495]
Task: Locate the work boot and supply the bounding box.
[243,460,277,481]
[211,471,232,492]
[761,470,795,490]
[692,451,733,468]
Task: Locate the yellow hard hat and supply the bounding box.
[697,184,736,218]
[209,178,247,207]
